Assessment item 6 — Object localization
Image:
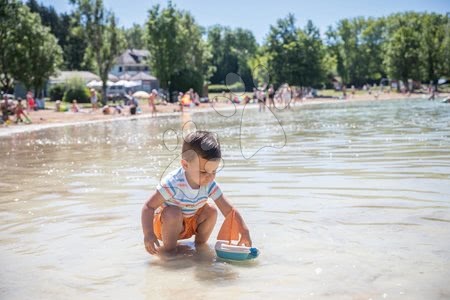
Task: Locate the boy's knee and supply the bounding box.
[161,206,183,224]
[204,204,218,220]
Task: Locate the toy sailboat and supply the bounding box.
[215,209,260,261]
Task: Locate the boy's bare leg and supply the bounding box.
[195,204,218,245]
[161,206,183,252]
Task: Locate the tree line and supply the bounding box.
[1,0,449,96]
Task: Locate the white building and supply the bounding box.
[110,49,159,92]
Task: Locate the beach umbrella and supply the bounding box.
[124,80,141,88]
[133,91,150,98]
[113,80,128,86]
[86,80,102,88]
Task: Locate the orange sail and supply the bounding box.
[217,209,240,244]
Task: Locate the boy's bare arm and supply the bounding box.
[141,191,165,254]
[214,195,252,247]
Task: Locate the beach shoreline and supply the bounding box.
[1,92,447,138]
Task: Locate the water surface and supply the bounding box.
[1,99,449,299]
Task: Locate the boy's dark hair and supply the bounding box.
[182,131,221,161]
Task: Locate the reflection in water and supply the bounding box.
[149,242,239,282]
[1,99,450,299]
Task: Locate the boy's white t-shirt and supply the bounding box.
[156,167,222,217]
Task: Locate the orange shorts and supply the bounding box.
[153,205,207,241]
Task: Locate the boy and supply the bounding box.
[141,131,252,254]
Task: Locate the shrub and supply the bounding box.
[62,77,90,103]
[169,68,204,98]
[49,84,66,101]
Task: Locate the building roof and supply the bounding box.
[49,71,100,84]
[115,49,150,66]
[131,71,157,81]
[119,72,133,80]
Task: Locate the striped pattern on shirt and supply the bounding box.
[156,167,223,217]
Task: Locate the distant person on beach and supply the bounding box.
[26,91,35,113]
[15,98,31,124]
[267,84,275,109]
[102,104,123,115]
[257,89,265,112]
[90,89,98,111]
[1,95,11,124]
[127,91,139,115]
[281,83,292,109]
[148,89,158,117]
[428,85,436,101]
[141,131,253,255]
[71,100,80,113]
[178,92,184,112]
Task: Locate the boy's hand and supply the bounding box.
[144,234,160,255]
[238,230,252,247]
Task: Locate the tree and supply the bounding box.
[0,1,62,95]
[145,2,212,95]
[0,0,21,92]
[384,13,422,90]
[264,15,325,88]
[360,18,386,82]
[26,0,86,71]
[63,13,89,70]
[265,14,298,85]
[207,25,257,89]
[124,23,145,49]
[15,6,63,96]
[72,0,125,104]
[420,13,448,84]
[300,20,326,87]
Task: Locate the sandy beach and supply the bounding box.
[1,92,447,137]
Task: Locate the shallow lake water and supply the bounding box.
[1,99,449,299]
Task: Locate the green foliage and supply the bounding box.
[124,23,145,49]
[145,2,212,89]
[49,84,67,101]
[170,69,204,96]
[383,13,424,89]
[264,15,326,87]
[0,0,21,91]
[72,0,125,104]
[325,17,384,86]
[419,13,449,83]
[62,78,90,103]
[207,25,258,88]
[27,0,87,70]
[325,12,450,88]
[0,1,62,94]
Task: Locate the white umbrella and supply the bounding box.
[124,80,141,88]
[133,91,150,98]
[87,79,113,88]
[113,80,128,86]
[86,80,102,88]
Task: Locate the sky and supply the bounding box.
[39,0,449,44]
